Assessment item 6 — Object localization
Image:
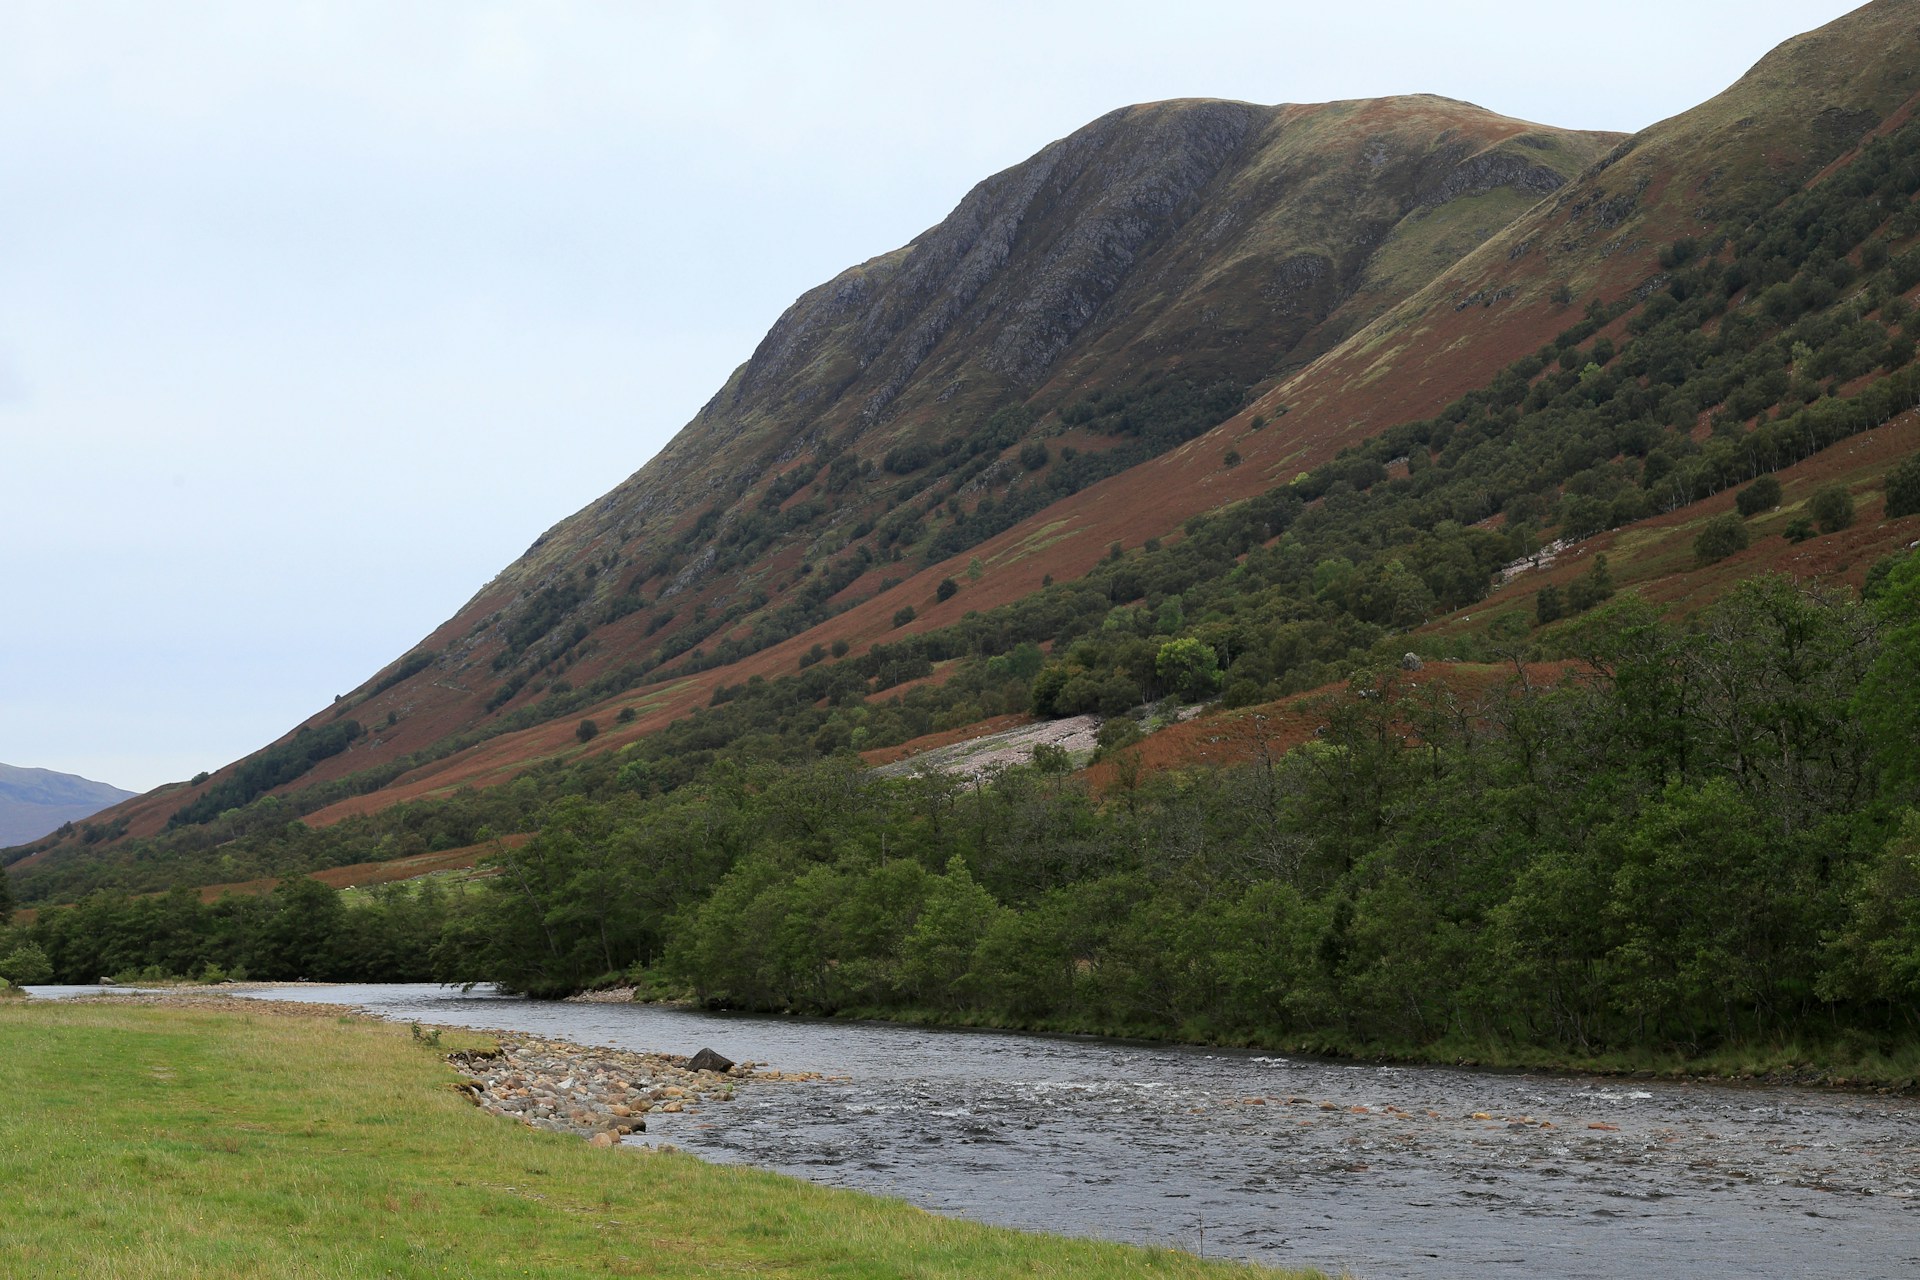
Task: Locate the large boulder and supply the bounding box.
[686,1047,735,1075]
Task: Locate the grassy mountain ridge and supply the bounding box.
[16,0,1920,884]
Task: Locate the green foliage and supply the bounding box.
[1693,514,1750,564]
[892,606,916,628]
[168,720,363,829]
[1735,474,1781,516]
[936,578,958,602]
[1155,637,1221,703]
[575,719,599,743]
[1565,555,1615,613]
[371,649,437,696]
[1030,742,1073,774]
[1535,584,1564,626]
[1886,452,1920,519]
[1810,484,1855,533]
[0,942,52,985]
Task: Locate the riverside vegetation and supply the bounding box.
[0,997,1307,1279]
[5,555,1920,1086]
[10,81,1920,1087]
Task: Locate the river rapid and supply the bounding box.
[46,981,1919,1278]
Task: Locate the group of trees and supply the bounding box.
[10,562,1919,1070]
[9,110,1920,1074]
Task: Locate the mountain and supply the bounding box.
[0,764,136,848]
[20,0,1920,897]
[95,97,1615,823]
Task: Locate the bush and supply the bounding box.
[1735,475,1782,516]
[1809,485,1855,533]
[1094,717,1144,760]
[1694,514,1751,564]
[892,606,916,628]
[1535,584,1565,626]
[1566,555,1615,613]
[1030,742,1072,774]
[575,719,599,743]
[1886,453,1920,519]
[1784,516,1816,543]
[0,943,53,986]
[935,578,958,602]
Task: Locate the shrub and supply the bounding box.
[1535,584,1565,626]
[935,578,958,603]
[1886,453,1920,519]
[1566,555,1615,613]
[1694,514,1751,564]
[1784,516,1817,543]
[0,943,53,986]
[1223,449,1242,468]
[1735,475,1782,516]
[1809,485,1855,533]
[892,606,916,628]
[1094,717,1144,759]
[575,719,599,743]
[615,707,638,724]
[1030,742,1072,774]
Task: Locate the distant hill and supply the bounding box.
[0,764,136,848]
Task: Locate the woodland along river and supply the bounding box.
[88,983,1920,1278]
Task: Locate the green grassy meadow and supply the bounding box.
[0,999,1315,1280]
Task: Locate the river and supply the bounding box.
[36,981,1920,1277]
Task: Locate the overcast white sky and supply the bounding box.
[0,1,1866,793]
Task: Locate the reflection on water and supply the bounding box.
[44,982,1920,1278]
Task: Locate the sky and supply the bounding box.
[0,1,1868,793]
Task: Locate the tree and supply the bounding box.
[935,578,958,602]
[1535,583,1565,626]
[892,606,916,628]
[0,942,52,985]
[575,719,599,743]
[900,857,1000,1009]
[1858,550,1920,804]
[1810,484,1855,533]
[1694,514,1750,564]
[1155,637,1222,703]
[1886,452,1920,519]
[1566,555,1615,613]
[1736,475,1782,516]
[0,868,13,920]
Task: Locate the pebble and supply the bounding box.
[449,1034,824,1144]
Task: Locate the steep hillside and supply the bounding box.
[70,95,1613,832]
[23,0,1920,895]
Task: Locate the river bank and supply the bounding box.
[450,1032,827,1144]
[182,980,1920,1279]
[570,980,1920,1096]
[0,992,1307,1279]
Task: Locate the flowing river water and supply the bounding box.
[39,981,1920,1277]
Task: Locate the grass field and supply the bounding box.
[0,998,1317,1279]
